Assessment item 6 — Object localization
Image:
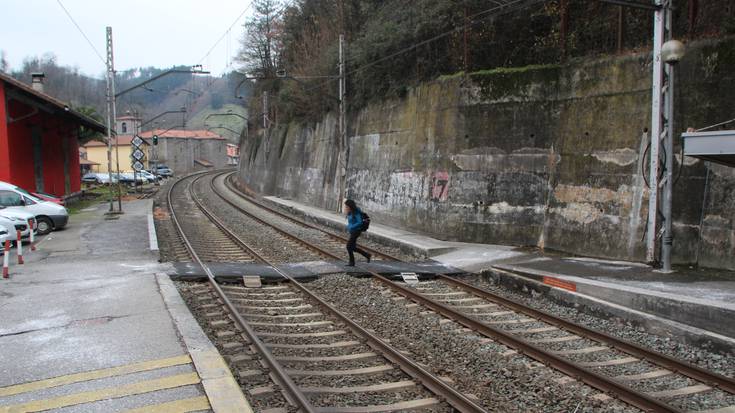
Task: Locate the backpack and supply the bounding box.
[360,211,371,231]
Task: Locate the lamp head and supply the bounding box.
[662,40,686,64]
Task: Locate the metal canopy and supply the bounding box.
[682,130,735,167]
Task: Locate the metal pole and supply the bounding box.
[107,27,123,213]
[646,0,669,263]
[338,34,347,211]
[104,31,115,213]
[262,91,268,129]
[660,8,675,272]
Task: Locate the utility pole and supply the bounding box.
[646,0,674,270]
[104,29,115,213]
[262,91,269,129]
[105,26,123,214]
[106,27,123,213]
[337,34,347,211]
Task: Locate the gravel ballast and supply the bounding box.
[307,273,640,412]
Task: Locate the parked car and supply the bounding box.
[0,182,68,235]
[153,165,174,177]
[82,173,118,184]
[31,191,65,206]
[0,207,36,240]
[0,222,9,244]
[116,173,149,185]
[138,170,161,182]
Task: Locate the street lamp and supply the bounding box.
[662,40,685,64]
[659,39,685,273]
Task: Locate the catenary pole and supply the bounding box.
[660,3,675,272]
[104,27,115,213]
[108,27,123,213]
[338,34,347,211]
[107,26,122,214]
[646,0,670,263]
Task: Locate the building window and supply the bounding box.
[121,122,127,133]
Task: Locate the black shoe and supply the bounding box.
[366,254,372,263]
[346,262,355,267]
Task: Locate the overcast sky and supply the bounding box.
[0,0,252,78]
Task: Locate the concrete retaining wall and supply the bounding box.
[157,138,228,175]
[237,38,735,270]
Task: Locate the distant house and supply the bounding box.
[78,147,99,175]
[139,129,227,174]
[83,115,150,173]
[84,136,150,173]
[226,143,240,166]
[0,72,106,196]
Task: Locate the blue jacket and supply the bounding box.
[346,209,363,233]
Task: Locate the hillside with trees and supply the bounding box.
[1,54,249,143]
[239,0,735,125]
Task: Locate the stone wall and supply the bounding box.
[237,38,735,270]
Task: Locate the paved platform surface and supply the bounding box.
[0,199,249,412]
[263,195,735,343]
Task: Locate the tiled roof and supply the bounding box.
[0,72,106,133]
[139,129,225,140]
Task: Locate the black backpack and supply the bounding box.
[360,211,371,231]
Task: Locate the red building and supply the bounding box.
[0,72,105,196]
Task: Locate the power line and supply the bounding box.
[56,0,106,65]
[198,3,253,66]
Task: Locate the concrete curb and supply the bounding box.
[148,212,159,251]
[486,267,735,354]
[156,273,252,413]
[493,263,735,339]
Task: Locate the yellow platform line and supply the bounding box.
[123,396,211,413]
[0,355,192,397]
[0,372,200,413]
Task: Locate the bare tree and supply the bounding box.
[237,0,284,78]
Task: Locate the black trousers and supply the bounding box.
[346,231,369,264]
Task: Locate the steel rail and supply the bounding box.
[439,273,735,396]
[169,172,317,412]
[221,173,396,260]
[181,171,489,413]
[215,173,690,413]
[222,171,735,396]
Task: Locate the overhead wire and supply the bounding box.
[198,3,253,66]
[56,0,106,65]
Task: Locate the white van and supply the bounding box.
[0,182,68,235]
[0,208,36,240]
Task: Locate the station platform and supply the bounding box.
[0,199,249,412]
[262,195,735,350]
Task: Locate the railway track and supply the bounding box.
[207,170,735,413]
[168,172,489,412]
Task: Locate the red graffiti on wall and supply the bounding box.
[431,171,449,201]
